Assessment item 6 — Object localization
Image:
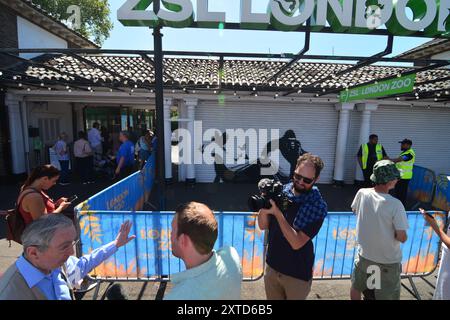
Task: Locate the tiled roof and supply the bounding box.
[4,54,450,96]
[396,38,450,59]
[0,0,99,48]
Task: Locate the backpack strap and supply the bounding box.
[17,188,42,209]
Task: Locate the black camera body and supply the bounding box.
[248,179,292,212]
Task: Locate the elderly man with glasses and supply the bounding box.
[258,153,328,300]
[0,214,135,300]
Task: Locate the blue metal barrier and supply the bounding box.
[78,211,265,281]
[432,174,450,212]
[408,165,436,206]
[313,211,446,279]
[74,153,155,214]
[77,210,445,282]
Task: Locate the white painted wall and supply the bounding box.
[17,16,68,59]
[27,101,73,146]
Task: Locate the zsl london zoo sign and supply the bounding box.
[118,0,450,36]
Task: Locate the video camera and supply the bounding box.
[248,178,292,212]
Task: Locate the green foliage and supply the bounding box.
[32,0,113,46]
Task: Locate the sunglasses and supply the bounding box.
[293,173,315,184]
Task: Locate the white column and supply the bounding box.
[21,101,30,173]
[73,104,85,133]
[6,94,26,174]
[333,103,355,184]
[185,98,198,184]
[163,97,173,183]
[177,100,187,182]
[355,103,378,182]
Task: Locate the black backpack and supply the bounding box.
[1,189,39,246]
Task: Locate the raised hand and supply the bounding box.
[114,220,136,248]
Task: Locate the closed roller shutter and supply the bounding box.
[370,105,450,176]
[194,100,339,183]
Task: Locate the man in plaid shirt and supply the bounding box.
[258,153,328,300]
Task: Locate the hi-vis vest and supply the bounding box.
[361,143,383,170]
[396,148,416,180]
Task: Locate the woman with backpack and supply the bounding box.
[17,165,71,225]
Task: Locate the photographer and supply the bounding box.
[256,153,328,300]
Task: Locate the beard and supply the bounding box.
[293,182,313,194]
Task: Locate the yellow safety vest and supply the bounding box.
[396,148,416,180]
[361,143,383,170]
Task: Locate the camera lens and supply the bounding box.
[248,195,264,212]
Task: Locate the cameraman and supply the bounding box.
[258,153,328,300]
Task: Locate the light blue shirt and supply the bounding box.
[15,241,117,300]
[54,140,69,161]
[164,246,242,300]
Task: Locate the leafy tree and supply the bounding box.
[32,0,113,46]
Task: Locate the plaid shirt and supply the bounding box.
[283,183,328,231]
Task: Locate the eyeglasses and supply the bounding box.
[57,239,80,252]
[293,173,315,184]
[31,239,80,252]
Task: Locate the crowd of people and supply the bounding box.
[50,123,156,185]
[0,132,448,301]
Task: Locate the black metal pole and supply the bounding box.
[153,0,166,210]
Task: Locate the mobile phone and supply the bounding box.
[425,212,435,219]
[68,195,78,203]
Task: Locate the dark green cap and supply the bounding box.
[370,160,401,184]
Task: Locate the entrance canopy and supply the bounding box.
[0,48,449,103]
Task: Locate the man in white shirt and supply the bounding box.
[350,160,409,300]
[88,122,103,166]
[164,202,242,300]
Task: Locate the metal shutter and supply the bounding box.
[370,105,450,176]
[38,117,60,146]
[195,100,339,183]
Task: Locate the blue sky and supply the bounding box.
[103,0,431,63]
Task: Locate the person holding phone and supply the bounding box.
[18,165,71,226]
[420,208,450,300]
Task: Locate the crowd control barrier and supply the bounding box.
[408,166,436,209]
[74,153,155,214]
[78,211,265,281]
[77,210,446,300]
[432,174,450,212]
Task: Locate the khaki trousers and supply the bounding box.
[264,265,312,300]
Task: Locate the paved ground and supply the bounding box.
[0,175,436,300]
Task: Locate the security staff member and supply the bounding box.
[391,138,415,207]
[357,134,387,187]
